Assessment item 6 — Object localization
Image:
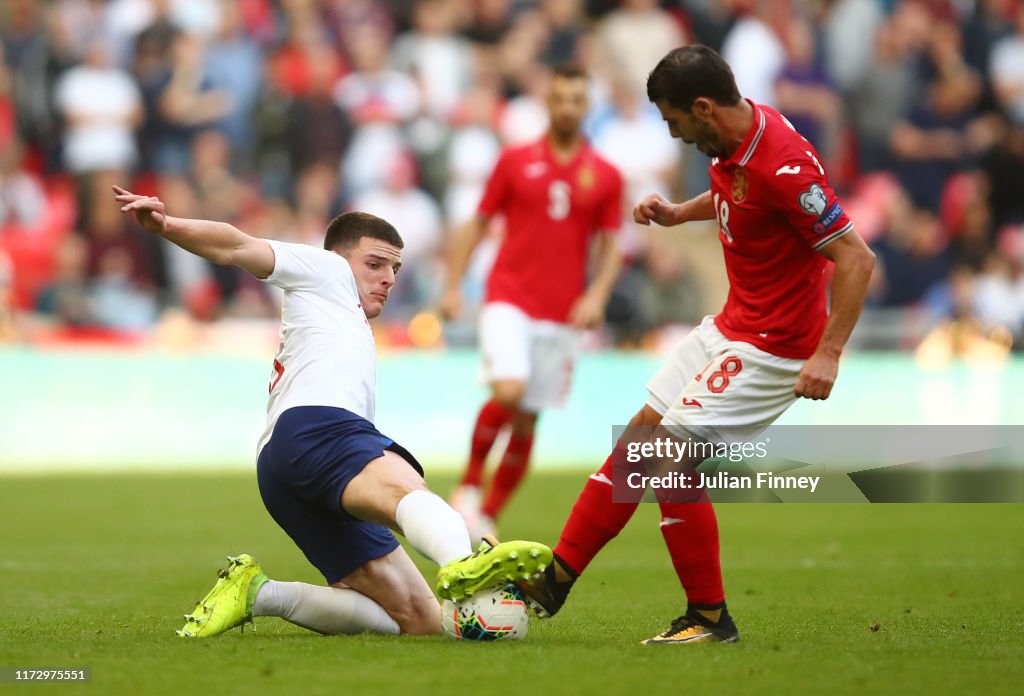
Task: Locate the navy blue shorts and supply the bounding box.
[256,406,424,584]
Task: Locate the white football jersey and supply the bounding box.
[257,240,376,454]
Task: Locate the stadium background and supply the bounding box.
[1,4,1022,694]
[2,0,1024,470]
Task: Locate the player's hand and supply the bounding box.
[568,291,606,329]
[440,287,463,322]
[113,185,167,235]
[633,193,679,227]
[794,350,839,400]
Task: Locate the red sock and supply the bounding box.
[480,430,534,518]
[461,399,512,487]
[657,493,725,606]
[553,445,639,575]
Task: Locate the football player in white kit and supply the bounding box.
[113,185,552,638]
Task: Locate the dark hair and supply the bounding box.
[646,45,742,111]
[552,64,588,82]
[323,211,404,252]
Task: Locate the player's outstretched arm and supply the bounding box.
[440,214,487,321]
[794,232,876,400]
[633,190,715,227]
[113,185,275,279]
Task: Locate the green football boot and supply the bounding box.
[176,554,268,638]
[436,540,552,601]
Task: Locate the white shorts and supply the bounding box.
[479,302,578,412]
[646,315,804,443]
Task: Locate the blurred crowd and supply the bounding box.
[0,0,1023,353]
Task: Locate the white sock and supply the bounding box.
[395,490,473,566]
[252,580,400,635]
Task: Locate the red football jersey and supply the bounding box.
[709,101,854,359]
[477,137,623,323]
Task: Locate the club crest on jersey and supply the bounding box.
[578,165,595,189]
[798,183,827,216]
[731,167,749,203]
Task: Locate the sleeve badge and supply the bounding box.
[798,183,827,216]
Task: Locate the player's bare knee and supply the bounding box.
[637,404,663,426]
[381,478,429,529]
[491,380,526,410]
[399,597,443,635]
[617,404,662,448]
[380,590,441,635]
[342,451,427,526]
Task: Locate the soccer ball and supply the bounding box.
[441,584,529,641]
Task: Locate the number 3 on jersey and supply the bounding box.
[547,180,571,220]
[712,192,733,243]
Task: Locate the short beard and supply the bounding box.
[698,132,726,160]
[549,121,580,144]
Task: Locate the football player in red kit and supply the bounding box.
[519,45,875,644]
[442,66,624,541]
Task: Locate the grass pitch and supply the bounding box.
[1,471,1021,695]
